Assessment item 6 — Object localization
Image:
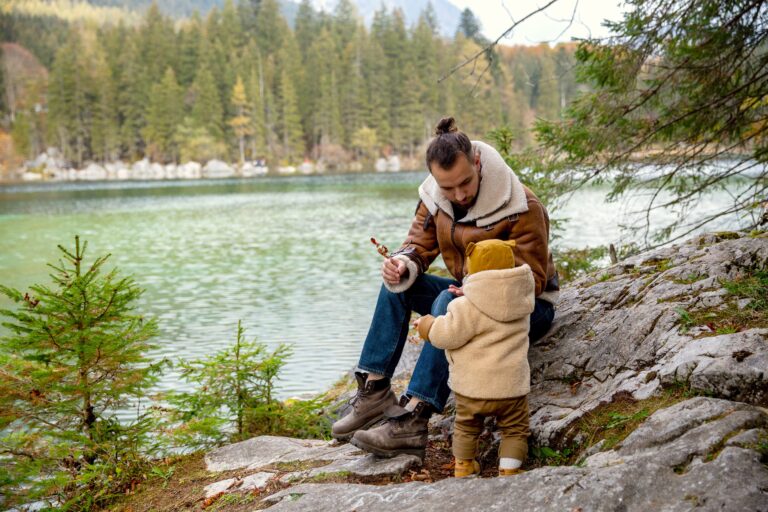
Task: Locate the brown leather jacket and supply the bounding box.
[392,185,558,298]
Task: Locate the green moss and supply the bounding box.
[684,494,701,506]
[266,460,332,473]
[713,231,741,240]
[671,270,768,336]
[304,470,352,483]
[670,272,707,285]
[561,384,709,465]
[208,492,256,511]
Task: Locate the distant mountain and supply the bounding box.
[86,0,462,36]
[86,0,296,20]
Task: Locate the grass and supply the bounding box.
[671,272,707,285]
[553,383,708,465]
[672,269,768,336]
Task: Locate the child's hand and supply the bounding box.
[412,316,423,330]
[448,284,464,296]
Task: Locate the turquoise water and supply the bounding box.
[0,173,747,401]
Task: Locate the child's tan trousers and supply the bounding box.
[452,393,529,461]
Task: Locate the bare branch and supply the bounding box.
[438,0,562,84]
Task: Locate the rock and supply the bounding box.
[202,159,235,178]
[259,398,767,511]
[206,436,350,472]
[241,161,268,177]
[205,435,419,476]
[204,471,274,498]
[203,435,420,503]
[528,233,768,444]
[278,452,420,484]
[177,161,202,179]
[656,330,768,403]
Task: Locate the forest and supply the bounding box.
[0,0,580,171]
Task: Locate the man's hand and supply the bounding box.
[382,257,408,285]
[448,284,464,296]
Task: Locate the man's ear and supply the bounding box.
[465,242,476,256]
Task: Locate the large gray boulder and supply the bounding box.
[261,399,768,511]
[529,232,768,445]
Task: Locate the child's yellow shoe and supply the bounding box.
[499,468,524,477]
[454,458,480,478]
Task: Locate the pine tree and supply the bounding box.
[246,63,267,159]
[90,50,120,162]
[294,0,319,63]
[144,67,183,162]
[278,69,304,163]
[338,26,367,148]
[47,32,89,166]
[228,75,252,165]
[533,50,560,121]
[309,29,343,151]
[116,36,148,161]
[220,0,244,56]
[362,37,391,145]
[332,0,358,51]
[255,0,286,58]
[190,64,224,141]
[177,13,202,87]
[139,2,176,86]
[10,111,31,158]
[0,44,7,118]
[457,8,483,42]
[0,236,161,508]
[413,7,440,111]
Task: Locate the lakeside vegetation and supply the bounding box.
[0,237,331,510]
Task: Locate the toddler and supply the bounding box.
[415,239,534,478]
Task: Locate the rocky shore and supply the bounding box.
[6,150,406,183]
[131,231,768,511]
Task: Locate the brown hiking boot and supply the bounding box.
[349,398,430,459]
[331,372,397,442]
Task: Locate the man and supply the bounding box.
[332,117,559,459]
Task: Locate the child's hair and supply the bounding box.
[425,117,473,171]
[465,239,516,275]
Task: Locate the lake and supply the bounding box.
[0,172,748,403]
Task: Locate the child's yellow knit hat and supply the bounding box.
[465,239,516,275]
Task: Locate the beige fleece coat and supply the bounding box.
[419,264,535,399]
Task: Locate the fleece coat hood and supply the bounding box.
[462,265,536,322]
[420,264,536,399]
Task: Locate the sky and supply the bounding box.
[448,0,627,45]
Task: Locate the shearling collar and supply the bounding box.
[417,140,529,227]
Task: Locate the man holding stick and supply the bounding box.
[332,117,559,459]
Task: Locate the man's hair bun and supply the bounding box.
[426,116,472,170]
[435,117,458,136]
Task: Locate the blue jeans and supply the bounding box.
[358,273,555,412]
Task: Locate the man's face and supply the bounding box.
[430,152,481,209]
